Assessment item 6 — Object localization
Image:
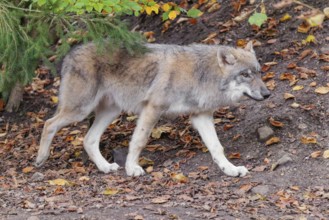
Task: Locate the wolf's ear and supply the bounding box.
[217,48,236,68]
[244,41,255,54]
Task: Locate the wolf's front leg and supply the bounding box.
[125,104,161,176]
[191,113,248,177]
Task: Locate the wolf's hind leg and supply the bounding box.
[125,104,162,176]
[191,113,248,177]
[83,101,121,173]
[35,109,90,167]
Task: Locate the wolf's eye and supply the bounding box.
[241,72,250,78]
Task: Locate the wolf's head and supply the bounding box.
[217,42,271,102]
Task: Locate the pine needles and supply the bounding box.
[0,0,146,101]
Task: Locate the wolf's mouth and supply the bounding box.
[243,92,264,101]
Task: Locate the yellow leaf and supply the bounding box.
[145,6,152,15]
[315,86,329,94]
[22,166,34,173]
[300,136,317,144]
[302,34,316,44]
[323,150,329,159]
[103,188,119,195]
[51,96,59,104]
[48,178,73,186]
[290,102,300,108]
[168,10,178,20]
[280,13,291,22]
[265,137,280,146]
[292,85,304,91]
[171,173,188,183]
[151,4,159,14]
[306,13,325,27]
[162,3,171,12]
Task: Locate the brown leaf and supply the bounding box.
[298,49,313,60]
[266,80,276,90]
[279,73,298,85]
[320,65,329,71]
[223,124,234,131]
[295,67,317,77]
[262,72,275,81]
[283,93,295,100]
[319,54,329,62]
[228,152,241,159]
[239,183,253,193]
[300,136,317,144]
[265,137,280,146]
[269,117,284,128]
[252,165,267,172]
[310,151,322,158]
[151,195,171,204]
[22,166,34,174]
[171,173,188,183]
[287,63,297,69]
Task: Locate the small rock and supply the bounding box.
[31,172,44,182]
[251,185,270,196]
[271,154,293,171]
[113,147,128,167]
[257,126,274,142]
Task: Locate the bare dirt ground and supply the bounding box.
[1,0,329,219]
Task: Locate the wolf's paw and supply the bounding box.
[126,164,145,177]
[222,165,248,177]
[35,154,49,167]
[98,162,120,173]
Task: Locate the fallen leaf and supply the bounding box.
[262,72,275,81]
[151,126,172,139]
[290,185,300,191]
[269,117,284,128]
[292,85,304,91]
[223,124,234,131]
[239,183,254,193]
[51,96,59,104]
[287,63,297,69]
[310,151,322,158]
[252,165,267,172]
[21,167,34,175]
[323,150,329,159]
[103,188,119,195]
[228,152,241,159]
[309,82,317,87]
[306,13,325,27]
[48,178,73,186]
[151,195,171,204]
[266,80,276,90]
[283,93,295,100]
[324,7,329,18]
[320,66,329,71]
[171,173,188,183]
[280,13,291,22]
[265,137,280,146]
[300,136,317,144]
[291,102,300,108]
[139,157,154,167]
[315,86,329,94]
[302,35,316,44]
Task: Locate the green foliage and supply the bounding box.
[248,12,268,27]
[0,0,146,100]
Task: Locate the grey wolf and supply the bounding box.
[35,41,270,177]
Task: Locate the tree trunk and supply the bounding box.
[5,82,24,112]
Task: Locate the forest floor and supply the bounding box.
[1,0,329,219]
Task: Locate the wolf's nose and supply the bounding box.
[263,93,271,99]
